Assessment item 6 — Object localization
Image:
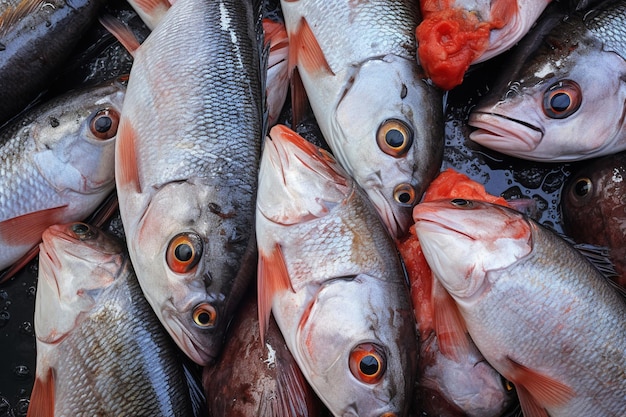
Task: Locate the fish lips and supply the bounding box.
[469,111,544,155]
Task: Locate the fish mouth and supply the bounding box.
[363,185,413,238]
[413,212,476,241]
[162,307,217,366]
[468,111,544,153]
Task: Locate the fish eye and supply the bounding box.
[542,80,582,119]
[450,198,472,207]
[166,232,203,273]
[376,119,413,157]
[192,303,217,328]
[90,108,120,140]
[393,183,417,206]
[567,177,593,207]
[349,343,386,384]
[501,376,515,392]
[69,222,96,240]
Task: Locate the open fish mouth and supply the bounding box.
[468,111,544,153]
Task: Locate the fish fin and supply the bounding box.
[515,385,550,417]
[289,17,334,76]
[98,15,141,56]
[0,244,40,284]
[506,357,575,411]
[258,244,293,342]
[271,345,319,417]
[490,0,519,29]
[432,277,470,360]
[0,0,43,37]
[26,370,55,417]
[290,68,312,126]
[116,118,142,193]
[0,206,67,246]
[130,0,170,21]
[181,359,207,417]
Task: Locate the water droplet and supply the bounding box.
[26,286,36,299]
[0,310,9,328]
[18,322,33,335]
[13,365,29,378]
[0,290,7,300]
[15,398,29,416]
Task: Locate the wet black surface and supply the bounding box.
[0,1,578,416]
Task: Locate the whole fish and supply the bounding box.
[416,0,551,90]
[0,0,107,126]
[28,222,194,417]
[0,76,125,272]
[561,151,626,288]
[413,199,626,417]
[114,0,266,366]
[468,0,626,162]
[203,288,322,417]
[280,0,443,238]
[256,124,417,416]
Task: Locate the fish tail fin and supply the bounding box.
[26,369,55,417]
[432,277,471,360]
[257,244,293,342]
[99,15,141,56]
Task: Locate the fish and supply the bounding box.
[0,76,125,273]
[396,169,514,417]
[28,222,194,417]
[256,124,417,416]
[264,17,290,127]
[416,0,551,90]
[0,0,107,126]
[203,287,322,417]
[413,198,626,417]
[112,0,266,366]
[468,0,626,162]
[280,0,444,238]
[561,151,626,288]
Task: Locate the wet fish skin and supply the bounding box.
[29,222,193,417]
[256,125,417,417]
[413,199,626,417]
[0,0,107,126]
[0,77,125,271]
[115,0,266,366]
[280,0,443,238]
[468,0,626,162]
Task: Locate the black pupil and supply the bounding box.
[72,224,89,234]
[397,192,411,204]
[385,129,405,148]
[550,93,571,112]
[197,312,211,324]
[574,179,591,197]
[94,115,113,133]
[175,244,193,262]
[359,355,379,375]
[451,198,468,206]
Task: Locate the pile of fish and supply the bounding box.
[1,0,625,416]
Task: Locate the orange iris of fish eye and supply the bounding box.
[349,343,386,384]
[393,183,416,205]
[193,303,217,327]
[376,119,413,157]
[89,108,120,140]
[166,233,203,273]
[542,80,582,119]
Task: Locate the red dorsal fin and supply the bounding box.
[0,206,67,246]
[98,15,141,56]
[505,357,575,416]
[432,277,470,360]
[26,369,55,417]
[289,17,333,76]
[258,244,293,342]
[115,118,141,193]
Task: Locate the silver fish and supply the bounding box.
[114,0,266,365]
[413,199,626,417]
[29,222,193,417]
[256,124,417,417]
[468,0,626,162]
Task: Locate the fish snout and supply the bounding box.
[468,111,543,153]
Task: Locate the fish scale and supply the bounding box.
[585,0,626,59]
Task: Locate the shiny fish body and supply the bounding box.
[413,199,626,417]
[0,77,124,271]
[468,0,626,161]
[0,0,106,126]
[29,223,192,417]
[280,0,443,238]
[115,0,265,366]
[256,125,417,417]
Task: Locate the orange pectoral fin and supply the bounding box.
[98,15,141,56]
[257,243,293,342]
[132,0,170,17]
[505,357,575,417]
[432,277,471,360]
[0,206,68,246]
[289,17,333,76]
[116,118,142,194]
[26,369,55,417]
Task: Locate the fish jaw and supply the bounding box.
[412,199,532,301]
[468,110,544,155]
[330,55,443,238]
[120,178,254,366]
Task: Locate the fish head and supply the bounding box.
[122,178,255,366]
[293,275,416,417]
[33,77,126,193]
[331,54,443,238]
[412,199,532,301]
[35,222,125,345]
[469,16,626,162]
